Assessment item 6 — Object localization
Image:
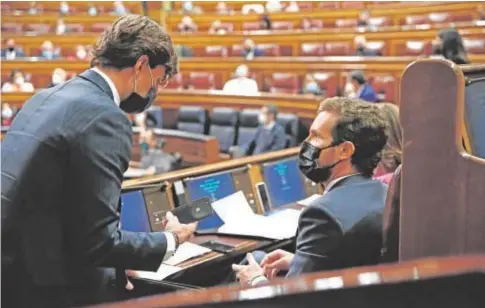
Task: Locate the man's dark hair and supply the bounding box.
[264,104,278,118]
[350,71,366,85]
[438,28,469,65]
[90,14,178,76]
[318,97,388,177]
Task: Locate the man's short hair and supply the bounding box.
[90,14,178,77]
[318,97,388,177]
[264,104,278,118]
[350,70,366,85]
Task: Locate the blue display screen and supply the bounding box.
[263,158,306,208]
[120,190,151,232]
[185,172,236,230]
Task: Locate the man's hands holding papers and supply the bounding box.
[260,249,294,280]
[164,211,197,244]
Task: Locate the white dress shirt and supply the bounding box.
[222,77,259,96]
[91,67,177,261]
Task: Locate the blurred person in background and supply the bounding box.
[301,74,322,96]
[374,103,402,184]
[216,1,232,15]
[59,1,69,15]
[112,1,129,16]
[223,64,259,95]
[28,1,39,15]
[178,15,198,33]
[300,17,312,30]
[88,3,98,16]
[347,70,377,103]
[1,39,25,60]
[285,1,300,13]
[209,20,227,35]
[265,0,282,13]
[2,103,15,126]
[261,14,272,30]
[432,28,470,65]
[56,18,67,35]
[242,38,263,60]
[2,69,34,93]
[48,68,68,88]
[354,35,381,56]
[39,40,60,60]
[75,45,89,60]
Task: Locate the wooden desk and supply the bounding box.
[4,22,484,57]
[2,1,142,13]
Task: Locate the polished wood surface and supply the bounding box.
[4,22,484,57]
[2,1,142,13]
[95,255,485,308]
[399,60,485,260]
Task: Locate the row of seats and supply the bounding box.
[165,71,395,102]
[150,106,304,153]
[1,22,112,34]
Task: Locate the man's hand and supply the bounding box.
[232,253,265,287]
[260,249,294,280]
[164,211,197,244]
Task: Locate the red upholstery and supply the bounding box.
[395,40,432,56]
[449,13,473,22]
[324,42,351,56]
[464,38,485,54]
[188,72,216,90]
[310,19,324,29]
[319,1,339,8]
[369,17,391,27]
[297,2,313,10]
[242,22,262,31]
[404,15,429,25]
[340,1,365,9]
[91,23,111,33]
[204,45,228,57]
[313,72,338,97]
[300,43,325,56]
[231,44,244,57]
[25,24,51,34]
[269,73,299,94]
[67,24,84,33]
[366,41,386,56]
[335,19,358,28]
[272,21,293,31]
[257,44,281,56]
[427,12,450,23]
[369,75,397,102]
[1,23,22,33]
[165,74,184,90]
[218,22,234,33]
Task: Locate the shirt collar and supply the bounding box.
[324,173,361,194]
[91,67,121,106]
[264,121,276,130]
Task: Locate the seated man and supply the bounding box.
[233,97,388,286]
[348,70,378,103]
[222,64,259,95]
[235,105,286,156]
[242,38,264,60]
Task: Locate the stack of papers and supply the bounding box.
[212,191,302,240]
[131,242,212,281]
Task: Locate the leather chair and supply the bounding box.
[1,23,23,33]
[335,19,358,28]
[164,74,184,90]
[464,73,485,158]
[257,44,281,56]
[237,109,260,148]
[324,42,351,56]
[242,22,262,31]
[313,72,338,97]
[310,19,324,28]
[176,106,209,134]
[369,75,397,102]
[276,113,299,147]
[403,15,428,25]
[300,43,325,56]
[204,46,228,57]
[91,23,111,32]
[272,21,293,31]
[395,40,432,56]
[464,38,485,54]
[366,41,386,56]
[147,106,163,129]
[66,23,84,33]
[269,73,299,94]
[209,107,239,153]
[188,72,216,90]
[230,44,244,57]
[25,24,50,34]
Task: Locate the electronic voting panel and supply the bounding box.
[184,167,254,230]
[262,157,307,209]
[120,185,173,233]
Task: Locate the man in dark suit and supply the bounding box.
[1,15,196,308]
[349,70,378,103]
[1,38,26,60]
[233,97,388,286]
[239,104,287,156]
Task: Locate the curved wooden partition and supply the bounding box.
[93,255,485,308]
[399,60,485,260]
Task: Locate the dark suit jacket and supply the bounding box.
[1,48,26,58]
[241,123,286,155]
[1,70,168,307]
[287,175,387,276]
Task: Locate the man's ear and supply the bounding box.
[134,55,149,74]
[339,141,355,160]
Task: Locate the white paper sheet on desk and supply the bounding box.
[123,167,150,178]
[211,191,255,222]
[131,264,183,281]
[163,242,212,266]
[213,191,302,240]
[297,194,321,207]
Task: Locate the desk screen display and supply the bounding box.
[185,172,236,230]
[263,158,306,208]
[120,190,151,232]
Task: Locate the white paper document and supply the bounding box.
[297,194,321,207]
[212,192,301,240]
[124,167,150,178]
[163,242,212,266]
[131,264,183,281]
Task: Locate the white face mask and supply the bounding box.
[258,113,267,125]
[14,77,25,85]
[52,74,64,85]
[2,106,13,118]
[76,49,87,59]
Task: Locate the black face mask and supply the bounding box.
[7,47,15,52]
[299,141,342,183]
[120,64,157,114]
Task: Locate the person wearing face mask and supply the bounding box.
[75,44,89,60]
[88,3,98,16]
[241,38,263,60]
[353,35,381,57]
[1,15,197,308]
[59,1,69,15]
[237,105,286,156]
[1,38,26,60]
[39,40,60,60]
[301,73,322,96]
[1,103,15,126]
[47,68,67,88]
[222,64,259,95]
[1,69,34,92]
[232,97,388,287]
